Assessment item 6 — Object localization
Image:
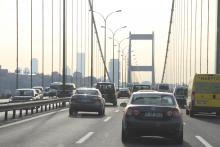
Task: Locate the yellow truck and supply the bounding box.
[186,74,220,117]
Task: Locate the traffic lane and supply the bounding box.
[0,104,119,147]
[75,109,210,147]
[183,112,220,147]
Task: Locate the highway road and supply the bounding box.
[0,99,219,147]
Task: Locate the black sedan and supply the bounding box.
[117,88,131,98]
[69,88,105,116]
[121,91,183,144]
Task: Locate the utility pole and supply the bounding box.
[62,0,66,97]
[216,0,220,73]
[90,0,94,87]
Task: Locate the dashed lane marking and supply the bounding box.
[104,116,112,122]
[195,136,213,147]
[76,132,94,144]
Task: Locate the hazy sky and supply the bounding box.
[0,0,217,83]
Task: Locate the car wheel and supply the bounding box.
[69,108,73,116]
[122,128,129,143]
[186,109,189,115]
[103,108,105,116]
[175,130,183,144]
[98,108,104,116]
[113,101,117,106]
[189,109,194,117]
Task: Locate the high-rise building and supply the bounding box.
[108,59,120,85]
[76,53,85,77]
[31,58,38,74]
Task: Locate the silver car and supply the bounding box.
[10,88,41,102]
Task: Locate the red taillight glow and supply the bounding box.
[126,108,140,116]
[166,109,181,118]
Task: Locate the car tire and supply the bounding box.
[69,108,73,116]
[189,109,194,117]
[121,128,129,143]
[186,109,189,115]
[175,130,183,144]
[113,101,117,106]
[98,108,105,116]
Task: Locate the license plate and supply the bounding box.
[80,99,90,102]
[197,100,208,105]
[144,112,163,118]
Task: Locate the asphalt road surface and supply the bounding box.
[0,98,219,147]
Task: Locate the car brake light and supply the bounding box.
[126,108,133,116]
[126,108,140,116]
[191,91,196,105]
[166,109,181,118]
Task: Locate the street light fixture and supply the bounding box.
[91,9,122,82]
[103,26,127,84]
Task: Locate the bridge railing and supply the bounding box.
[0,98,70,121]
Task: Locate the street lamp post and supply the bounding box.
[91,10,121,82]
[105,26,127,84]
[117,38,128,88]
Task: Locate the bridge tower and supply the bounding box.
[127,32,155,86]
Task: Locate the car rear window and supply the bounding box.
[175,88,187,96]
[76,90,98,95]
[195,83,220,93]
[131,94,175,106]
[159,85,169,90]
[133,85,151,91]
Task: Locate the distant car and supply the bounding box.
[69,88,105,116]
[33,86,44,99]
[10,88,41,102]
[50,82,76,98]
[173,86,188,108]
[95,82,117,106]
[132,84,151,93]
[121,91,183,144]
[157,84,170,92]
[117,88,131,98]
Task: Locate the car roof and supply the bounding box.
[97,82,114,84]
[132,91,173,95]
[137,90,156,92]
[16,88,35,91]
[77,87,98,91]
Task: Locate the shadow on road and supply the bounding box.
[122,137,193,147]
[69,112,104,119]
[193,114,220,125]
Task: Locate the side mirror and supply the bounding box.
[120,102,127,107]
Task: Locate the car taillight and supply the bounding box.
[166,109,181,118]
[191,91,196,105]
[126,108,140,117]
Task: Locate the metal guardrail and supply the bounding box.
[0,98,70,121]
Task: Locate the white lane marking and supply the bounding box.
[114,110,120,113]
[195,136,213,147]
[183,122,186,125]
[104,116,112,122]
[76,132,94,144]
[0,108,68,129]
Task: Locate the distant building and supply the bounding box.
[76,53,85,77]
[0,66,8,76]
[108,59,120,85]
[66,66,72,76]
[32,58,38,74]
[23,67,30,75]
